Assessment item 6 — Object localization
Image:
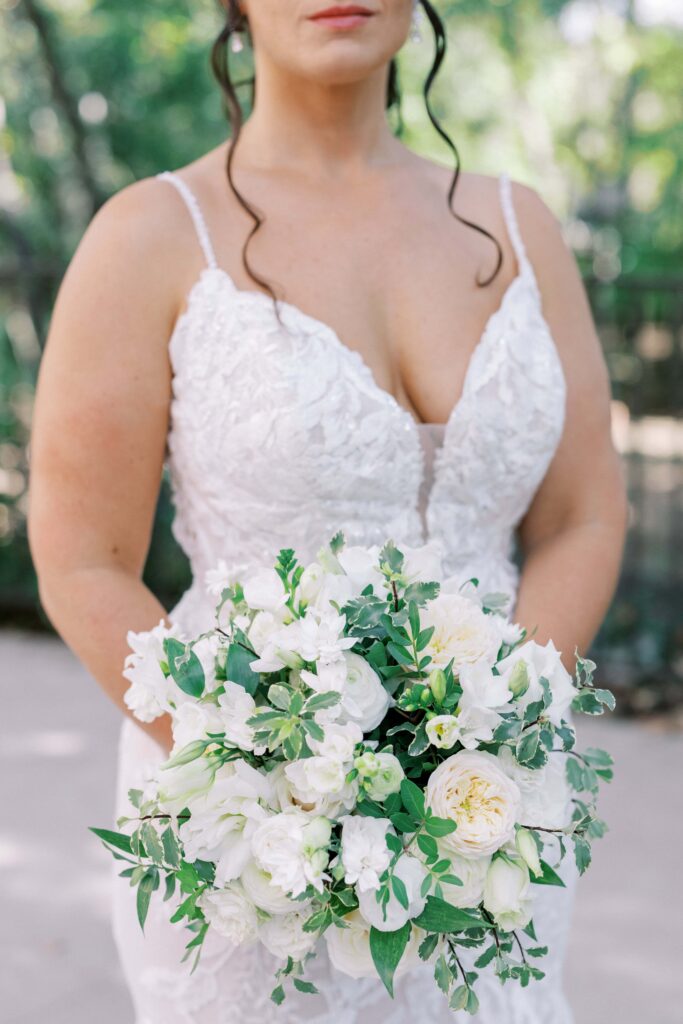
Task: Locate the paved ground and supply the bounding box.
[1,629,681,1023]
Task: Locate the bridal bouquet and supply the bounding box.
[93,535,614,1014]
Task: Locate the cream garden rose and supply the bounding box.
[326,909,423,979]
[425,750,521,858]
[419,593,501,672]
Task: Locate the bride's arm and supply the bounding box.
[28,179,192,754]
[509,182,629,672]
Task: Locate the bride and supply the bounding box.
[28,1,627,1021]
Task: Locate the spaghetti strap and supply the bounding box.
[156,170,217,270]
[498,172,538,289]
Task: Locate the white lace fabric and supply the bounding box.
[112,169,573,1023]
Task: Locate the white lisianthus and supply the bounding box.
[459,660,513,714]
[307,721,363,763]
[259,911,317,962]
[242,567,288,613]
[274,762,358,817]
[326,910,423,979]
[425,751,521,859]
[419,594,501,672]
[483,855,533,932]
[216,681,258,751]
[179,760,275,884]
[285,757,348,804]
[355,751,404,802]
[252,809,330,897]
[157,754,217,816]
[240,861,300,915]
[198,883,258,945]
[339,815,393,893]
[496,640,577,726]
[247,610,287,656]
[497,747,573,832]
[358,854,427,932]
[339,652,391,732]
[336,545,383,595]
[426,715,460,750]
[123,619,182,722]
[171,700,224,750]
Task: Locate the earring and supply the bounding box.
[230,30,244,53]
[410,2,424,44]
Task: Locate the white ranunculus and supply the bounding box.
[242,567,288,612]
[240,860,300,916]
[339,652,391,732]
[497,746,573,831]
[339,815,393,893]
[420,594,501,672]
[356,751,404,802]
[326,910,423,979]
[357,854,427,932]
[426,715,460,750]
[216,681,257,751]
[425,751,521,859]
[259,911,317,962]
[179,760,275,884]
[496,640,577,726]
[336,545,383,595]
[483,855,533,932]
[252,809,329,897]
[199,883,258,945]
[157,754,217,815]
[435,848,490,910]
[123,618,183,722]
[274,762,358,817]
[300,658,347,696]
[285,757,348,806]
[307,721,363,763]
[171,700,224,749]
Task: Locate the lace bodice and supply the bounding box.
[112,169,575,1024]
[156,169,566,634]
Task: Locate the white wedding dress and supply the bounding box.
[111,169,577,1023]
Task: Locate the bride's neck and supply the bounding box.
[233,59,402,178]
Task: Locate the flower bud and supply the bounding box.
[515,827,542,878]
[419,686,432,705]
[302,815,332,851]
[162,739,209,769]
[508,659,530,698]
[275,648,304,671]
[429,668,447,703]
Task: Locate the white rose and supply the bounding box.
[157,755,217,816]
[358,854,427,931]
[242,567,288,612]
[420,594,501,672]
[326,910,423,979]
[259,911,317,962]
[171,700,224,749]
[339,652,391,732]
[497,747,573,832]
[253,809,329,897]
[356,751,404,802]
[123,618,182,722]
[483,855,532,932]
[179,760,275,884]
[240,860,300,915]
[436,848,490,909]
[216,681,257,751]
[425,751,521,858]
[497,640,577,726]
[199,883,258,945]
[339,815,392,893]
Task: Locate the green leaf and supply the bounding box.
[450,985,469,1011]
[161,827,180,868]
[412,896,486,934]
[391,812,418,834]
[379,540,405,576]
[388,642,414,666]
[434,953,451,994]
[408,600,421,639]
[475,944,497,968]
[302,718,325,742]
[407,722,430,758]
[400,779,425,821]
[270,984,285,1006]
[90,827,133,855]
[515,726,540,765]
[424,814,457,838]
[369,922,411,997]
[303,691,342,713]
[140,823,165,865]
[418,932,439,961]
[532,860,566,887]
[403,581,440,606]
[164,638,205,698]
[267,684,291,711]
[136,869,157,931]
[391,874,410,910]
[163,873,176,902]
[572,834,592,874]
[226,641,259,695]
[417,833,439,861]
[293,978,319,995]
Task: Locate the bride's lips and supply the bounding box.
[308,4,375,30]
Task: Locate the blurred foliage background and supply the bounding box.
[0,0,681,713]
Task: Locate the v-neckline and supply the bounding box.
[179,264,534,436]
